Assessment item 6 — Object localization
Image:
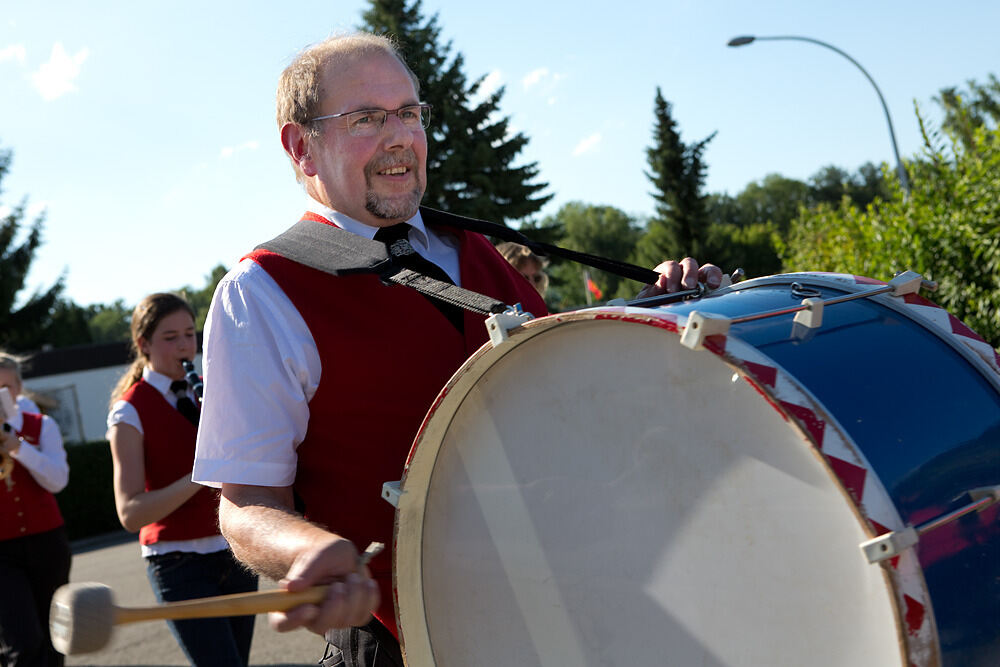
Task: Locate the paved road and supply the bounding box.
[61,531,327,667]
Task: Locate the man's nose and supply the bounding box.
[381,113,415,148]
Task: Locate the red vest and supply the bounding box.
[121,380,221,545]
[247,214,547,636]
[0,413,65,541]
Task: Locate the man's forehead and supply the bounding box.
[320,51,417,98]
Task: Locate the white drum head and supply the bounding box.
[394,315,905,666]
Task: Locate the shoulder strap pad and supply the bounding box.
[256,218,392,276]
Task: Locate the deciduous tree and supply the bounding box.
[537,202,642,310]
[781,98,999,347]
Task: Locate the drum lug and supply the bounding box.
[859,526,920,563]
[888,270,931,296]
[485,304,534,347]
[680,311,732,350]
[860,484,1000,564]
[382,480,402,508]
[792,297,824,329]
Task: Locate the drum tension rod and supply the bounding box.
[680,270,932,351]
[859,485,1000,564]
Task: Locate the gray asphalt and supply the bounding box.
[61,531,327,667]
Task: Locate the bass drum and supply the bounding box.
[389,272,1000,667]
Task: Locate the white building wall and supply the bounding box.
[22,355,203,444]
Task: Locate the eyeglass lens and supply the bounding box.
[347,106,429,136]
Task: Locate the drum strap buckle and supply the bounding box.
[859,484,1000,564]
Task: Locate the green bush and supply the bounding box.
[780,119,1000,348]
[55,440,122,541]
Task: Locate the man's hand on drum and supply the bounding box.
[637,257,723,299]
[270,534,379,635]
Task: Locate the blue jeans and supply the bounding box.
[145,549,259,667]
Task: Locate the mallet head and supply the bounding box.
[50,582,116,655]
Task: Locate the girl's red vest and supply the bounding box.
[120,380,221,545]
[246,212,547,636]
[0,412,65,541]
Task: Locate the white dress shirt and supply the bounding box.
[192,200,461,490]
[6,408,68,494]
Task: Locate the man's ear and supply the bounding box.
[280,123,317,177]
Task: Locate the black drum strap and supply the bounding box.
[420,207,662,285]
[257,206,669,316]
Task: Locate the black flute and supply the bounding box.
[181,359,204,399]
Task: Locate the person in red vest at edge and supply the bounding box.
[190,31,722,667]
[0,351,70,667]
[106,294,258,667]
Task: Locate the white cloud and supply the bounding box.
[523,67,549,90]
[220,140,260,159]
[523,68,565,95]
[572,133,602,157]
[31,43,89,101]
[0,44,26,65]
[470,69,504,107]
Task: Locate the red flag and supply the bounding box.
[587,278,603,300]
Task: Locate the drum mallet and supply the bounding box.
[50,541,383,655]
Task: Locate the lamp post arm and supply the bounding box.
[747,35,911,195]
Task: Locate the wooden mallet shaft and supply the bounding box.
[51,541,383,654]
[113,583,330,624]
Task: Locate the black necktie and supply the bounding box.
[374,224,464,332]
[169,379,200,427]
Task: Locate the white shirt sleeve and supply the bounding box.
[192,259,320,489]
[107,399,143,438]
[16,395,40,414]
[11,413,69,493]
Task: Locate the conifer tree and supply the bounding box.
[634,88,715,266]
[0,145,66,352]
[360,0,551,224]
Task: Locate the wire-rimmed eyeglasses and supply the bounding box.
[308,104,432,137]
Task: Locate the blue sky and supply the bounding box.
[1,1,997,307]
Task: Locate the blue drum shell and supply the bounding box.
[655,275,1000,664]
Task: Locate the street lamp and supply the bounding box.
[727,34,911,196]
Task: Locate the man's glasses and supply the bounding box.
[308,104,432,137]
